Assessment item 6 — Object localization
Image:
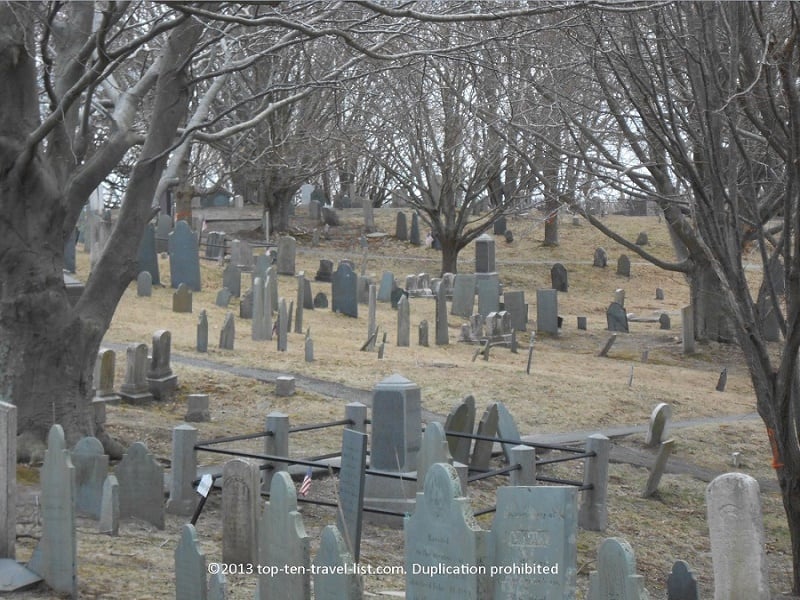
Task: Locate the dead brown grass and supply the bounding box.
[13,208,790,599]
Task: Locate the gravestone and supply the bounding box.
[136,271,152,297]
[185,394,210,422]
[115,442,164,529]
[475,233,495,273]
[147,329,178,400]
[377,271,395,302]
[222,458,260,564]
[337,429,367,561]
[404,463,482,599]
[606,302,629,333]
[266,266,278,310]
[98,474,119,536]
[706,473,769,600]
[492,486,578,599]
[332,262,358,318]
[642,439,675,498]
[409,212,421,246]
[172,283,193,313]
[168,220,202,291]
[667,560,699,600]
[659,313,671,330]
[617,254,631,277]
[313,291,328,309]
[395,212,408,241]
[656,287,665,300]
[253,253,269,286]
[118,343,154,404]
[276,236,296,275]
[493,215,507,235]
[444,395,476,465]
[305,334,314,362]
[93,348,120,404]
[451,274,476,317]
[593,247,607,268]
[367,284,377,342]
[579,434,611,531]
[477,277,500,317]
[417,421,451,492]
[536,288,559,335]
[239,289,253,319]
[27,425,77,598]
[587,537,648,600]
[645,403,671,447]
[496,402,523,463]
[175,524,207,600]
[504,229,514,243]
[219,312,235,350]
[313,525,363,600]
[503,290,527,332]
[255,472,311,600]
[390,287,406,309]
[155,214,171,253]
[418,320,429,347]
[137,223,160,285]
[252,277,268,341]
[435,284,449,345]
[682,305,695,354]
[397,295,411,347]
[277,299,288,352]
[614,288,626,307]
[370,375,421,471]
[357,276,371,305]
[551,263,568,292]
[0,402,15,559]
[470,402,499,470]
[295,274,305,334]
[167,424,199,516]
[71,437,108,520]
[230,239,253,270]
[315,259,334,282]
[222,264,241,297]
[215,288,232,308]
[204,231,226,260]
[197,310,208,352]
[635,231,649,245]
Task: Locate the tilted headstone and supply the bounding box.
[119,343,153,404]
[168,220,202,291]
[255,472,311,600]
[332,262,358,318]
[175,524,207,600]
[27,425,77,598]
[222,264,241,298]
[337,429,367,562]
[276,236,297,275]
[115,442,164,529]
[417,421,451,492]
[0,401,16,559]
[404,463,482,599]
[492,486,578,599]
[136,271,152,297]
[98,474,119,536]
[645,403,671,448]
[587,537,648,600]
[219,312,235,350]
[409,212,421,246]
[147,329,178,400]
[606,301,629,333]
[706,473,769,599]
[435,284,449,345]
[617,254,631,277]
[222,458,260,564]
[593,247,607,268]
[667,560,699,600]
[395,212,408,241]
[313,525,363,600]
[197,310,208,352]
[451,274,476,317]
[370,374,421,472]
[71,437,108,520]
[444,395,476,465]
[551,263,568,292]
[641,438,675,498]
[495,402,523,463]
[172,283,193,313]
[475,233,495,273]
[136,223,160,285]
[536,288,559,335]
[471,402,499,471]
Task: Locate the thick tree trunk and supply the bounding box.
[543,211,559,246]
[690,264,735,343]
[440,239,459,275]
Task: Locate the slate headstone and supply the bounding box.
[397,295,411,347]
[0,402,15,559]
[115,442,164,529]
[71,437,108,520]
[475,233,495,273]
[222,264,241,298]
[313,525,363,600]
[197,310,208,353]
[477,277,500,317]
[659,313,671,330]
[168,220,202,291]
[606,301,629,333]
[435,284,449,345]
[617,254,631,277]
[395,212,408,241]
[175,524,207,600]
[587,537,648,600]
[147,329,178,400]
[551,263,568,292]
[332,262,358,318]
[313,291,328,309]
[418,320,429,347]
[136,271,152,297]
[503,290,527,332]
[370,374,421,472]
[239,289,253,319]
[493,215,507,235]
[377,271,395,303]
[276,236,296,275]
[451,274,476,317]
[470,402,499,471]
[536,288,559,335]
[495,402,523,464]
[337,429,367,562]
[593,247,607,268]
[409,212,421,246]
[219,312,235,350]
[315,259,334,282]
[642,439,675,498]
[667,560,699,600]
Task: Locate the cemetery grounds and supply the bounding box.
[13,208,794,598]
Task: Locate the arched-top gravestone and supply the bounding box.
[332,262,358,318]
[168,220,201,291]
[444,395,476,464]
[313,525,363,600]
[115,442,164,529]
[71,436,108,520]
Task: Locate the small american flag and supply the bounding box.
[299,467,312,496]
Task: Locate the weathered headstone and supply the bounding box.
[71,437,108,520]
[185,394,210,423]
[493,214,507,235]
[435,284,449,345]
[315,259,334,282]
[404,463,482,599]
[659,313,671,330]
[337,429,367,561]
[579,434,610,531]
[503,290,528,332]
[119,343,154,404]
[222,264,241,298]
[475,233,495,273]
[147,329,178,400]
[155,213,171,253]
[587,537,648,600]
[230,239,253,270]
[495,402,523,464]
[409,212,421,246]
[667,560,699,600]
[239,289,253,319]
[606,301,629,333]
[255,472,311,600]
[477,277,500,318]
[0,402,16,559]
[395,212,408,241]
[635,231,649,245]
[222,458,260,564]
[295,273,305,334]
[656,287,665,300]
[551,263,569,292]
[136,271,152,297]
[377,271,395,303]
[450,274,476,317]
[536,288,559,335]
[706,473,770,600]
[444,395,476,465]
[397,295,411,347]
[492,486,578,599]
[204,231,226,260]
[313,291,328,309]
[277,299,288,352]
[166,424,198,516]
[332,262,358,318]
[470,402,499,471]
[370,375,421,472]
[417,421,451,492]
[93,348,120,404]
[682,305,695,354]
[115,442,164,529]
[276,236,296,275]
[137,223,160,285]
[219,312,235,350]
[641,439,675,498]
[175,524,207,600]
[197,310,208,352]
[304,333,314,362]
[168,220,202,291]
[98,474,119,536]
[617,254,631,277]
[645,403,671,448]
[313,525,363,600]
[418,320,429,347]
[577,316,587,330]
[593,247,607,268]
[172,282,193,313]
[28,425,77,598]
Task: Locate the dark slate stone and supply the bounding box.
[303,278,314,310]
[137,223,161,286]
[659,313,671,330]
[315,259,334,283]
[222,264,241,298]
[321,206,340,226]
[593,247,607,268]
[409,213,421,246]
[168,220,201,291]
[332,263,358,318]
[313,291,329,309]
[395,212,408,241]
[390,287,407,309]
[493,215,507,235]
[635,232,649,246]
[617,254,631,277]
[503,229,513,243]
[550,263,568,292]
[606,302,629,332]
[667,560,699,600]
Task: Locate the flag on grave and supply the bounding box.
[299,466,312,496]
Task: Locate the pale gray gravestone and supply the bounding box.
[71,436,108,519]
[115,442,165,529]
[404,463,482,600]
[418,320,429,347]
[536,288,559,335]
[222,458,261,564]
[118,343,154,404]
[579,434,610,531]
[417,421,451,492]
[215,288,232,308]
[606,301,629,333]
[136,271,152,297]
[471,402,499,471]
[277,235,296,275]
[503,290,528,332]
[370,374,421,472]
[587,537,648,600]
[185,395,210,423]
[167,424,198,515]
[495,402,523,463]
[255,472,311,600]
[444,395,476,465]
[492,486,578,599]
[93,348,120,404]
[645,403,671,448]
[172,283,193,313]
[397,295,411,347]
[98,474,119,536]
[222,264,241,297]
[147,329,178,400]
[667,560,699,600]
[477,277,500,318]
[252,277,267,341]
[706,473,769,600]
[336,429,367,561]
[435,284,449,345]
[168,220,202,291]
[0,401,16,559]
[313,525,363,600]
[378,271,395,302]
[197,310,208,352]
[208,572,226,600]
[450,274,476,317]
[27,425,77,599]
[219,312,235,350]
[175,524,207,600]
[641,439,675,498]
